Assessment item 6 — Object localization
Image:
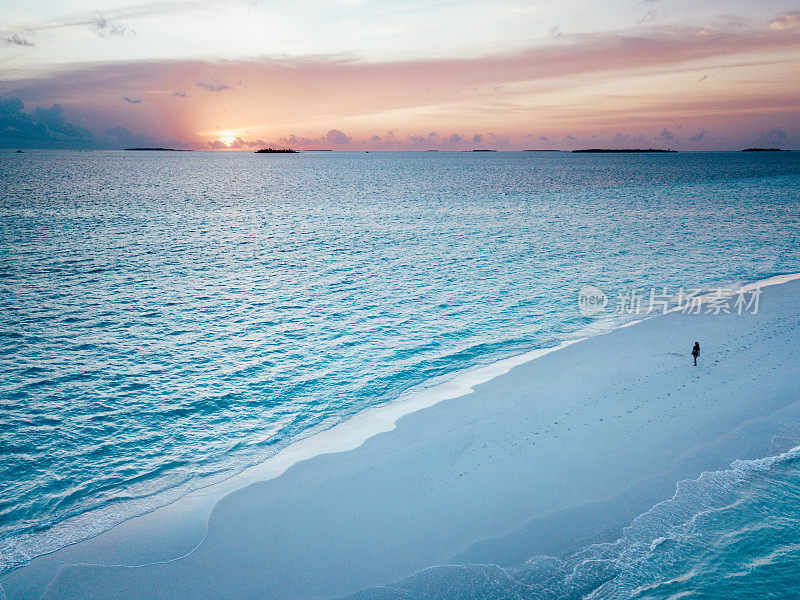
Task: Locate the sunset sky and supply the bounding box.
[1,0,799,150]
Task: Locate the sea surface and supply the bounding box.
[2,149,800,595]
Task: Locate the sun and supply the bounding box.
[219,136,236,147]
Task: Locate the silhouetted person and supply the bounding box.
[691,341,700,366]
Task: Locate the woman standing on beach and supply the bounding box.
[692,341,700,366]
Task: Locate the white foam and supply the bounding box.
[212,337,586,492]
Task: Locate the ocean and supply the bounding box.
[2,149,800,595]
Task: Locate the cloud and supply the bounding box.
[278,134,323,147]
[8,21,800,119]
[173,91,186,97]
[610,132,649,146]
[689,129,708,142]
[90,12,133,37]
[659,127,674,140]
[1,1,252,40]
[122,96,142,104]
[3,17,800,150]
[0,97,93,148]
[325,129,352,145]
[275,129,351,148]
[197,78,229,92]
[768,11,800,31]
[274,130,480,150]
[0,96,189,149]
[613,132,630,145]
[609,132,648,146]
[207,137,268,149]
[637,0,661,24]
[406,133,435,146]
[1,33,34,47]
[104,126,157,147]
[102,125,191,149]
[362,131,490,150]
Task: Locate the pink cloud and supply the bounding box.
[768,11,800,31]
[3,19,799,150]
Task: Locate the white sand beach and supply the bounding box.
[4,276,800,600]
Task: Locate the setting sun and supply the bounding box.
[219,136,236,147]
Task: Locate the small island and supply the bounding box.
[472,149,497,152]
[741,148,788,152]
[255,148,298,153]
[124,147,192,151]
[572,148,677,153]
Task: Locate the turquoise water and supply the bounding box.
[2,150,800,586]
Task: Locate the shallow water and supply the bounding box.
[346,447,800,600]
[2,149,800,577]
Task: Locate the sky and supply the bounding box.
[1,0,799,150]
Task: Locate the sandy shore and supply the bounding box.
[4,276,800,600]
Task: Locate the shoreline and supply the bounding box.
[147,267,800,519]
[4,273,800,599]
[0,332,595,578]
[0,290,636,574]
[0,276,719,573]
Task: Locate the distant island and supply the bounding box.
[255,148,298,153]
[472,149,497,152]
[124,147,192,152]
[572,148,677,153]
[741,148,789,152]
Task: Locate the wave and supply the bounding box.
[345,446,800,600]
